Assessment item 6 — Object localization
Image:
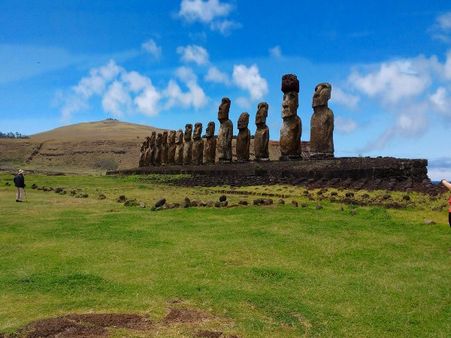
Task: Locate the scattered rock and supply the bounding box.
[402,195,411,201]
[139,201,146,208]
[183,197,191,208]
[345,192,354,198]
[278,199,285,205]
[124,199,139,207]
[191,200,199,207]
[54,187,64,193]
[238,200,248,206]
[291,200,298,207]
[31,183,37,189]
[117,195,127,203]
[424,219,436,225]
[97,194,107,200]
[362,193,370,199]
[330,191,338,196]
[382,194,392,200]
[206,201,214,207]
[219,195,227,202]
[155,198,166,208]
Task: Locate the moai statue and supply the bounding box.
[310,83,334,159]
[175,129,184,165]
[192,122,204,165]
[167,130,176,165]
[217,97,233,163]
[254,102,270,161]
[145,132,156,166]
[279,74,301,160]
[204,121,216,164]
[154,133,163,165]
[161,131,168,165]
[236,112,250,162]
[138,138,148,167]
[183,124,193,165]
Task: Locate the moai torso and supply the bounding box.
[183,124,193,165]
[175,130,184,165]
[167,130,176,165]
[204,121,216,164]
[279,74,302,160]
[145,132,156,166]
[154,133,163,165]
[192,123,204,165]
[254,102,270,161]
[310,83,334,159]
[236,112,250,162]
[139,138,148,167]
[161,131,168,165]
[217,98,233,163]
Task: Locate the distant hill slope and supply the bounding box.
[0,119,163,172]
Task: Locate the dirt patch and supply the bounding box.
[163,308,208,324]
[13,313,152,338]
[195,330,223,337]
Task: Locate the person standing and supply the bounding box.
[13,169,25,202]
[440,179,451,227]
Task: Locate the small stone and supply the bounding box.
[206,201,214,207]
[330,191,338,196]
[278,199,285,205]
[54,187,64,193]
[402,195,411,201]
[117,195,127,203]
[362,193,370,199]
[139,202,146,208]
[219,195,227,202]
[291,200,298,207]
[382,194,391,200]
[97,194,106,200]
[424,219,436,225]
[31,183,37,189]
[191,200,199,207]
[124,199,139,207]
[238,200,248,206]
[345,192,354,198]
[155,198,166,208]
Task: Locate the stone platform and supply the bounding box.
[108,157,438,193]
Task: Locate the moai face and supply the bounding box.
[156,133,163,146]
[162,131,168,143]
[168,130,176,144]
[281,74,299,119]
[193,123,202,140]
[312,82,332,108]
[175,129,183,144]
[206,121,215,138]
[184,124,193,141]
[218,97,231,122]
[150,131,156,144]
[256,102,268,126]
[238,112,250,130]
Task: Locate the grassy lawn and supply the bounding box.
[0,173,449,337]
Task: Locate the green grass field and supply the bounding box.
[0,173,449,337]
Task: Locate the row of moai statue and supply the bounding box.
[139,74,334,167]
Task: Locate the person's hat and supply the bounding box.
[18,169,24,174]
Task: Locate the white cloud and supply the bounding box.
[141,39,162,60]
[232,64,268,101]
[445,50,451,79]
[57,60,208,119]
[349,59,431,104]
[178,0,239,35]
[176,45,209,65]
[430,87,451,116]
[437,12,451,31]
[269,46,282,59]
[204,66,229,84]
[335,117,358,134]
[331,87,360,109]
[430,12,451,43]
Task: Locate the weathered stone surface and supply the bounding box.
[310,83,334,159]
[204,121,216,164]
[192,122,204,165]
[145,132,156,166]
[155,198,166,208]
[167,130,176,165]
[183,124,193,165]
[154,133,163,165]
[217,98,233,163]
[254,102,270,161]
[236,112,250,162]
[161,131,169,165]
[280,74,301,160]
[175,129,184,165]
[138,138,148,167]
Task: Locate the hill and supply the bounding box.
[0,119,163,172]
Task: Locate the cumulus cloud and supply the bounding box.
[232,64,268,101]
[56,60,207,119]
[430,87,451,116]
[269,46,282,59]
[431,11,451,43]
[331,87,360,109]
[204,66,229,84]
[176,45,209,65]
[141,39,162,60]
[335,117,358,134]
[178,0,240,35]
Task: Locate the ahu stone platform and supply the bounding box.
[108,157,436,193]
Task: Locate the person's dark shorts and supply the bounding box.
[449,212,451,227]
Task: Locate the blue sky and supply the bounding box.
[0,0,450,178]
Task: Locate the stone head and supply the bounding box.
[312,82,332,108]
[175,129,183,144]
[256,102,268,125]
[193,122,202,140]
[162,131,168,143]
[150,131,156,143]
[156,133,163,146]
[206,121,215,138]
[238,112,250,130]
[218,97,231,122]
[184,124,193,141]
[168,130,176,144]
[281,74,299,118]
